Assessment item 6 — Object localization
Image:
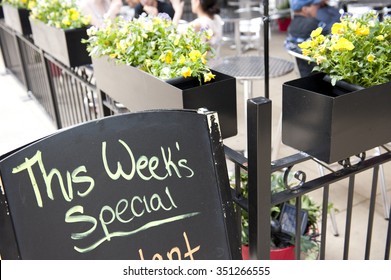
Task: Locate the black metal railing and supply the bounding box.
[16,34,58,127]
[44,55,102,128]
[227,97,391,260]
[0,20,102,130]
[0,20,27,88]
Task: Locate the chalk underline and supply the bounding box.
[74,212,201,253]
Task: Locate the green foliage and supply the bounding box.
[233,171,327,258]
[300,11,391,88]
[30,0,90,29]
[83,14,216,83]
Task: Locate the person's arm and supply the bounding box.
[104,0,123,19]
[171,0,184,24]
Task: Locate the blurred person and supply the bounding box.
[80,0,123,27]
[134,0,175,18]
[125,0,140,8]
[119,0,140,19]
[317,0,341,33]
[285,0,340,76]
[171,0,223,50]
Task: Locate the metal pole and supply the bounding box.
[247,96,272,259]
[263,0,270,99]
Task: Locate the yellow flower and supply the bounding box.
[178,55,186,64]
[316,34,325,44]
[331,37,355,51]
[181,67,192,78]
[376,35,384,41]
[367,54,375,62]
[302,49,311,56]
[355,26,370,36]
[164,50,173,64]
[204,72,215,83]
[331,23,345,35]
[61,17,71,27]
[70,9,80,21]
[27,1,36,10]
[152,17,162,25]
[159,50,173,64]
[189,50,201,62]
[298,40,311,49]
[201,52,208,64]
[311,27,322,38]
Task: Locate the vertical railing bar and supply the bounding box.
[64,72,77,126]
[385,205,391,260]
[87,87,96,120]
[14,34,27,89]
[32,46,47,111]
[42,54,61,129]
[69,71,84,124]
[81,82,91,122]
[365,165,379,259]
[69,74,83,123]
[320,185,330,260]
[76,74,88,122]
[50,61,67,128]
[235,163,242,251]
[34,47,47,110]
[295,196,302,260]
[247,97,271,260]
[343,175,355,260]
[89,87,100,119]
[77,81,88,122]
[62,71,74,127]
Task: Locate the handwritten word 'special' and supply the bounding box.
[11,140,195,208]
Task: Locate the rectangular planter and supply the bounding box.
[2,4,31,35]
[92,56,238,139]
[29,18,91,67]
[282,72,391,163]
[0,6,4,19]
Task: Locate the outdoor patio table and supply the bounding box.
[211,55,294,108]
[210,55,294,155]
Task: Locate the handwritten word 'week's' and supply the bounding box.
[12,140,195,208]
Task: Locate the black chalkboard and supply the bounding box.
[0,110,241,259]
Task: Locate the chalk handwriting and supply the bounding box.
[10,140,200,254]
[12,151,95,208]
[138,231,200,260]
[102,140,194,181]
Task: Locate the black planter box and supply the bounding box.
[29,18,91,67]
[282,72,391,163]
[92,56,237,139]
[2,4,31,35]
[0,6,4,19]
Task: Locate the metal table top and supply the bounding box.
[211,55,294,80]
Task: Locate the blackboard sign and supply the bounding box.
[0,110,241,259]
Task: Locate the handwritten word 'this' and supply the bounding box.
[11,140,194,208]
